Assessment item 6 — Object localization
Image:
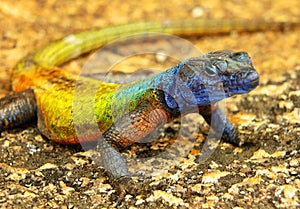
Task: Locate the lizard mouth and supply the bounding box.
[226,69,259,96]
[240,69,259,92]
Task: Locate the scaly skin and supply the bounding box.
[0,19,298,206]
[7,19,298,144]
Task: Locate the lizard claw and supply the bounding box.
[112,177,143,208]
[221,124,243,146]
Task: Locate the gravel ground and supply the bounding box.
[0,0,299,208]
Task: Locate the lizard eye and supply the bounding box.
[231,52,249,62]
[205,64,218,77]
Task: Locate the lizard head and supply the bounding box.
[166,50,259,110]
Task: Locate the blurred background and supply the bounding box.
[1,0,299,93]
[0,1,299,208]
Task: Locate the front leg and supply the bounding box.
[199,105,241,146]
[94,100,170,206]
[95,136,140,207]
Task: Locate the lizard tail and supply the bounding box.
[11,19,298,87]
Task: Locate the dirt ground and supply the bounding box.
[0,0,299,208]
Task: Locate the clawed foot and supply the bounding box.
[221,125,243,146]
[110,176,150,208]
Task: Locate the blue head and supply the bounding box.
[163,50,259,112]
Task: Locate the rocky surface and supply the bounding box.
[0,0,299,208]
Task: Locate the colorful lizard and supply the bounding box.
[0,19,298,205]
